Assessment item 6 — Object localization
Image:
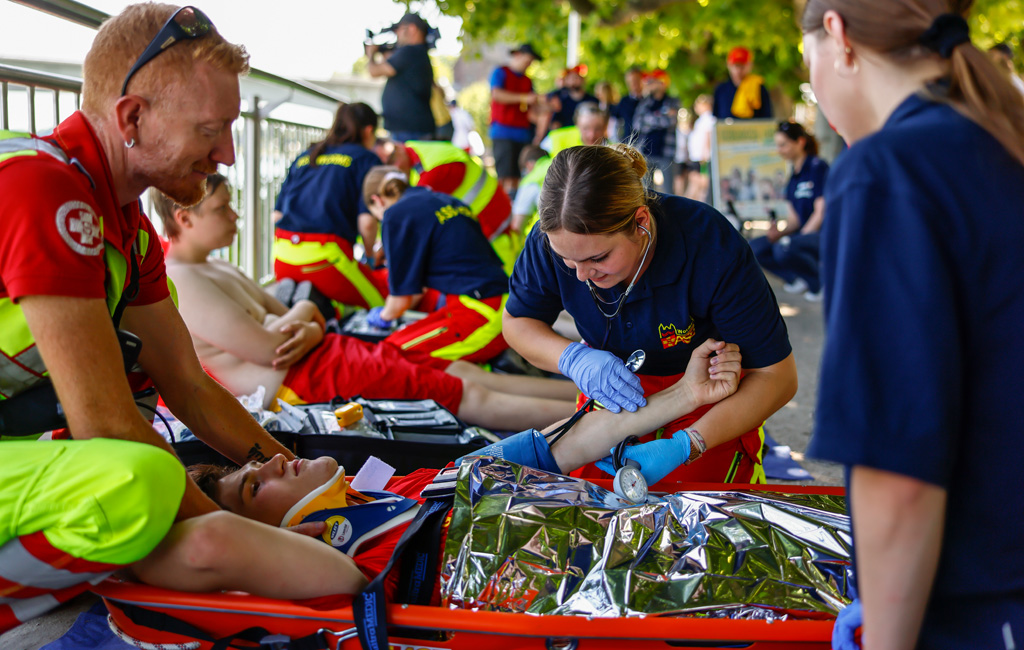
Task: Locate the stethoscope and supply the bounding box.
[546,349,649,503]
[585,223,653,322]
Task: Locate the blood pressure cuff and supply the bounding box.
[456,428,561,474]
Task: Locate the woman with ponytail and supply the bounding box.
[359,166,520,365]
[273,102,389,313]
[503,143,797,489]
[801,2,1024,648]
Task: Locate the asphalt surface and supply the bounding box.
[1,268,841,650]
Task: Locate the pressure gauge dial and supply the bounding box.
[613,459,648,504]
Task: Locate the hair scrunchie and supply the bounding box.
[919,13,971,59]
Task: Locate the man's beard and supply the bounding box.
[159,174,209,208]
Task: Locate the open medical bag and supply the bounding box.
[95,481,843,650]
[169,397,490,475]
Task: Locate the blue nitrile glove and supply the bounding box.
[456,429,561,474]
[366,306,393,330]
[557,342,646,414]
[595,432,691,485]
[832,599,863,650]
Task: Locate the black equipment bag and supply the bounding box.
[289,396,490,475]
[169,396,490,474]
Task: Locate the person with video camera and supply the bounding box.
[366,13,436,143]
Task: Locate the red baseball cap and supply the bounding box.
[642,69,671,87]
[727,47,752,65]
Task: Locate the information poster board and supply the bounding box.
[711,119,790,220]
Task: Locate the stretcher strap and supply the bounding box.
[353,496,453,650]
[112,601,329,650]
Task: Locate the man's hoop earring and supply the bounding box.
[124,138,135,149]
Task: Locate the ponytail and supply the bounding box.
[309,102,379,166]
[939,41,1024,166]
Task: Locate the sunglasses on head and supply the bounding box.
[777,121,807,139]
[120,6,214,96]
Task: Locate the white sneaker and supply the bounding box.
[783,278,808,294]
[804,289,823,302]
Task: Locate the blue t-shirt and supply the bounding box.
[808,93,1024,647]
[548,88,599,129]
[274,143,380,243]
[489,67,532,143]
[712,79,773,120]
[383,186,508,298]
[506,193,791,376]
[786,155,829,226]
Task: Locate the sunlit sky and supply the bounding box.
[0,0,464,80]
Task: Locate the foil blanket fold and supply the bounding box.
[440,457,852,619]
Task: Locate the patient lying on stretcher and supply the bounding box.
[152,175,580,433]
[178,344,744,600]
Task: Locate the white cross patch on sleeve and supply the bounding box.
[55,200,103,256]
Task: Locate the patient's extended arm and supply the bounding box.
[463,339,742,475]
[549,339,741,473]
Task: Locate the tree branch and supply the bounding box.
[566,0,699,27]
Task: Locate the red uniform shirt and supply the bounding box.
[406,149,512,240]
[490,66,533,130]
[0,112,169,307]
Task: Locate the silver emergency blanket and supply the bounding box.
[440,457,852,618]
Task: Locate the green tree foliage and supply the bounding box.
[432,0,1024,107]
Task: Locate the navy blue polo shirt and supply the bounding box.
[275,143,380,243]
[383,186,508,298]
[506,193,791,376]
[786,155,828,225]
[711,79,773,120]
[809,93,1024,648]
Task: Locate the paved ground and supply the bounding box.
[2,266,842,649]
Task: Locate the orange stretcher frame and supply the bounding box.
[95,482,846,650]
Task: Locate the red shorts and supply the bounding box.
[569,373,765,489]
[274,229,389,312]
[384,294,509,364]
[277,334,464,413]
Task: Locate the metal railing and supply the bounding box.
[2,0,343,280]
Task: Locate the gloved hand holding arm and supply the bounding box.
[558,342,646,413]
[595,430,702,485]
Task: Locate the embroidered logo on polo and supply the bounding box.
[56,201,103,256]
[658,319,695,349]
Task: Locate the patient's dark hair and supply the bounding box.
[188,464,233,507]
[151,173,229,240]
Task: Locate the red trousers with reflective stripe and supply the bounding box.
[569,372,765,490]
[274,229,389,312]
[0,531,119,634]
[383,294,508,364]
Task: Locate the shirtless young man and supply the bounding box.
[154,175,580,432]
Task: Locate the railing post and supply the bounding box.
[244,95,262,279]
[1,81,8,130]
[28,85,36,134]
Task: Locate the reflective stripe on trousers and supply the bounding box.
[423,294,508,361]
[273,237,385,308]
